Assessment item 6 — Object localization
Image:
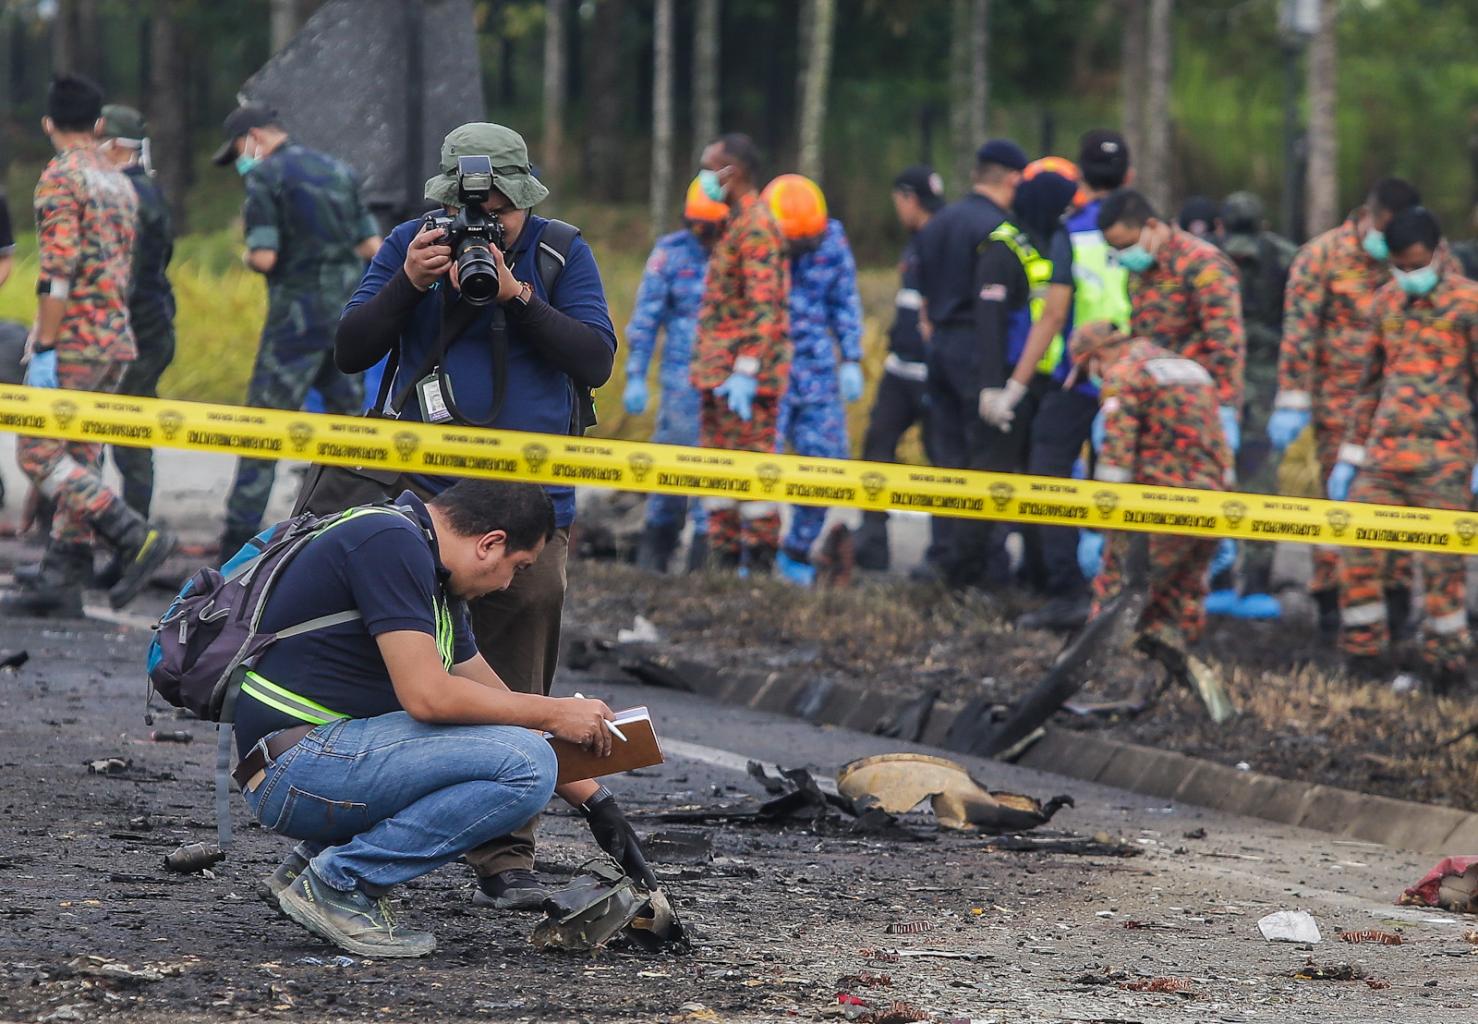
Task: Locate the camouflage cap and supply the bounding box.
[1222,190,1265,234]
[100,104,146,141]
[424,122,549,210]
[1069,320,1130,363]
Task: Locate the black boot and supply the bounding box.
[0,542,91,618]
[92,501,177,610]
[853,512,890,572]
[685,532,709,573]
[1312,588,1340,641]
[1384,586,1414,644]
[634,522,681,574]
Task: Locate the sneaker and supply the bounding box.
[258,849,310,907]
[277,867,435,958]
[472,868,551,912]
[1016,594,1091,632]
[108,524,176,609]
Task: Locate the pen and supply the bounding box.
[573,692,628,742]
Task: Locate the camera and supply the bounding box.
[423,155,506,305]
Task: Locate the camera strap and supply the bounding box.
[429,283,509,428]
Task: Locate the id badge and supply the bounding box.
[417,372,453,424]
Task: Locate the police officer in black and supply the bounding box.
[98,105,175,522]
[914,139,1027,582]
[854,166,945,572]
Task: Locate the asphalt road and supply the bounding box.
[1,583,1475,1024]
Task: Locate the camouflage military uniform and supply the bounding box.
[1336,274,1478,674]
[626,229,710,536]
[110,163,176,517]
[1127,227,1246,409]
[1220,223,1296,591]
[692,191,790,565]
[17,143,138,547]
[222,142,377,551]
[1092,339,1232,648]
[777,218,863,560]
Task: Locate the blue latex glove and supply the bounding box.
[839,361,865,404]
[1090,408,1107,452]
[1078,530,1104,580]
[1218,405,1240,453]
[1327,461,1358,501]
[622,376,648,415]
[1267,408,1311,451]
[1472,463,1478,494]
[1210,537,1237,578]
[25,349,58,389]
[715,371,757,422]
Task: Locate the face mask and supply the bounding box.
[1088,372,1104,389]
[1116,244,1155,273]
[1393,261,1440,297]
[1362,229,1389,262]
[235,139,261,177]
[698,168,726,203]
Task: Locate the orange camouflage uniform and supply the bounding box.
[1092,339,1233,649]
[1127,227,1246,409]
[692,191,791,563]
[1335,274,1478,672]
[17,143,139,546]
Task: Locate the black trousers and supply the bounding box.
[1025,388,1099,596]
[855,370,937,568]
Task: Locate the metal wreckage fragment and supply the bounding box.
[530,856,689,954]
[835,753,1072,833]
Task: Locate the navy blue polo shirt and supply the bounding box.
[233,493,477,758]
[916,193,1009,329]
[344,215,617,528]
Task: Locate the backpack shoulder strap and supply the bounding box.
[536,219,581,298]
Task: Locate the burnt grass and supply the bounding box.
[566,561,1478,814]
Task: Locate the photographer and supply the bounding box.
[334,123,623,911]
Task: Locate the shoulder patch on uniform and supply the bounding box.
[1144,357,1213,387]
[978,283,1008,302]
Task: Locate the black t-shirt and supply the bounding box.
[233,493,477,757]
[0,193,14,254]
[916,193,1008,329]
[888,234,928,363]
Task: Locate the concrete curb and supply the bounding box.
[576,635,1478,855]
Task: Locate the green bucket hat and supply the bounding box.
[100,104,147,141]
[424,122,549,210]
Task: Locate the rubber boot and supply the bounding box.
[91,500,177,610]
[743,542,776,578]
[1312,588,1340,641]
[0,542,91,618]
[685,532,709,573]
[776,549,816,587]
[634,522,681,574]
[1384,586,1414,644]
[852,512,890,572]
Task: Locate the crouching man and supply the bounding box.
[1070,321,1232,664]
[233,479,639,958]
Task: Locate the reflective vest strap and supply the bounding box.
[241,671,349,726]
[989,221,1064,374]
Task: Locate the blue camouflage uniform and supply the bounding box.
[626,230,710,533]
[221,142,378,552]
[776,218,864,559]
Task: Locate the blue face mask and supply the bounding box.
[235,153,259,177]
[1362,229,1389,262]
[698,168,726,203]
[1116,244,1155,273]
[1393,261,1440,297]
[1088,372,1104,390]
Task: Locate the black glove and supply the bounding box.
[582,789,658,889]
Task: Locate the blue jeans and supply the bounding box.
[241,712,557,894]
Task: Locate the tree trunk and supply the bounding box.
[692,0,719,154]
[52,0,100,75]
[148,3,191,232]
[541,0,567,186]
[650,0,674,237]
[586,0,625,200]
[1304,0,1338,236]
[269,0,304,54]
[1120,0,1146,167]
[796,0,834,182]
[1142,0,1173,216]
[968,0,988,152]
[949,0,969,190]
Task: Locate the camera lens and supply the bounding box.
[456,240,499,305]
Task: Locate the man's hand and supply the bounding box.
[1267,408,1311,451]
[1327,461,1358,502]
[623,376,649,415]
[1218,405,1241,453]
[404,223,454,290]
[488,244,524,304]
[839,361,865,404]
[978,379,1027,430]
[715,371,758,422]
[582,790,659,888]
[545,696,616,757]
[24,349,58,389]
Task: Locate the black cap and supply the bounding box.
[1177,195,1221,236]
[975,139,1029,172]
[211,105,280,166]
[1078,129,1130,187]
[893,165,945,211]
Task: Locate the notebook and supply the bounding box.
[549,706,665,785]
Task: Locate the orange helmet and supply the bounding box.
[761,174,828,241]
[684,177,729,223]
[1025,156,1087,208]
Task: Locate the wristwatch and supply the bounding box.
[578,785,615,817]
[509,280,533,309]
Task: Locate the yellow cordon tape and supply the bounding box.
[0,383,1471,555]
